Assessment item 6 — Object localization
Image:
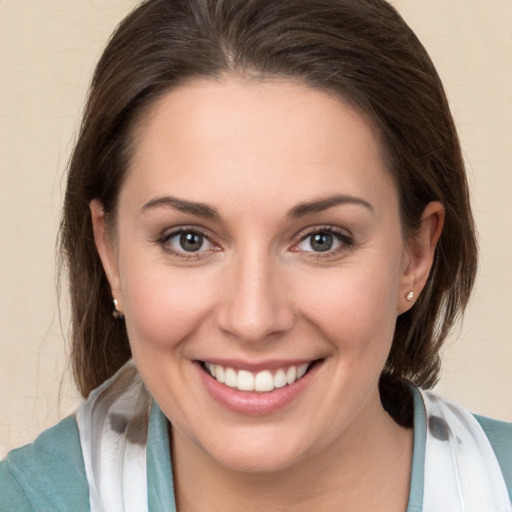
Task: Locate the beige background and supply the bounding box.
[0,1,511,457]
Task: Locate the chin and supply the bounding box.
[211,446,305,474]
[191,424,320,475]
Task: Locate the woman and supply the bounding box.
[1,0,511,510]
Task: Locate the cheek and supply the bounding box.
[120,259,218,351]
[293,259,402,353]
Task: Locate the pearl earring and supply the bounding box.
[406,291,414,302]
[113,299,124,319]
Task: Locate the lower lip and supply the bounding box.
[196,361,322,417]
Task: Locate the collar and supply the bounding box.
[76,363,510,511]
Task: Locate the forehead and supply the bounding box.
[122,77,397,216]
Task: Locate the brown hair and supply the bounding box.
[61,0,477,416]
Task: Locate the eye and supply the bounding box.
[301,232,337,252]
[175,232,206,252]
[294,228,353,255]
[158,228,216,257]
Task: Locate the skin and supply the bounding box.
[91,77,444,511]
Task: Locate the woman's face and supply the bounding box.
[93,77,436,473]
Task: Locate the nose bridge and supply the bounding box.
[217,243,293,343]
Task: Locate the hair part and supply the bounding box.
[61,0,477,424]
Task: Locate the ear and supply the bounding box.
[90,199,123,311]
[398,201,445,314]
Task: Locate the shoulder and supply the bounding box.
[0,415,89,512]
[474,413,512,500]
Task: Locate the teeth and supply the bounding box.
[224,368,237,388]
[205,362,215,376]
[216,365,225,384]
[286,366,297,384]
[254,370,274,392]
[237,370,254,391]
[274,369,287,388]
[205,362,312,393]
[297,363,308,379]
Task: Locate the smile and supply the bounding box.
[197,359,324,416]
[204,362,311,393]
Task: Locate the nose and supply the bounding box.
[216,248,295,344]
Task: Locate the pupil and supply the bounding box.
[311,233,333,252]
[180,232,203,252]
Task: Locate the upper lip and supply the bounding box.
[198,358,321,372]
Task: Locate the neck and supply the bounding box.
[171,391,413,512]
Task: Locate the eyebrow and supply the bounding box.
[141,196,219,219]
[141,193,373,220]
[287,194,374,218]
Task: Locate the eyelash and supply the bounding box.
[155,226,217,260]
[292,226,354,258]
[155,225,354,260]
